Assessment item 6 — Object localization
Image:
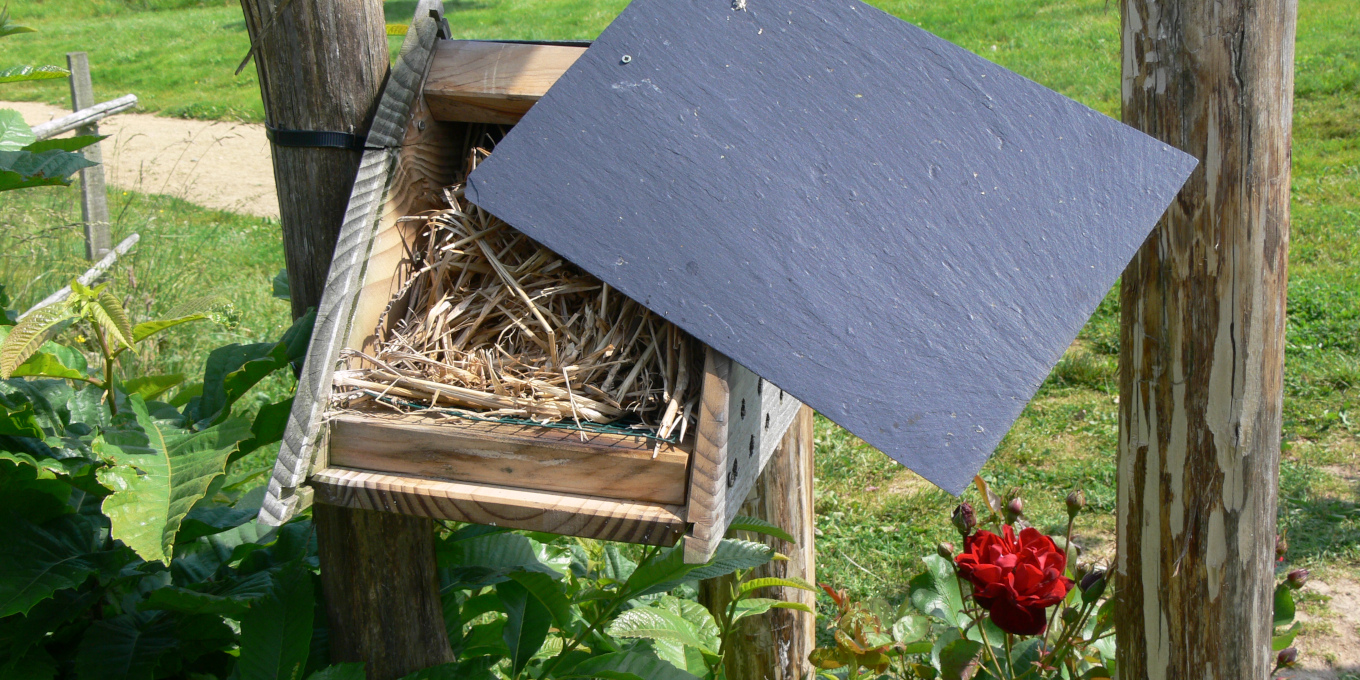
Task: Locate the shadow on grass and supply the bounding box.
[1280,461,1360,564]
[385,0,489,23]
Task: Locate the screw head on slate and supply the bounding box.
[620,54,632,64]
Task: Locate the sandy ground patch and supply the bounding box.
[6,100,277,218]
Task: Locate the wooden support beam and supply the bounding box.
[423,40,584,124]
[310,467,687,546]
[328,412,691,505]
[66,52,111,261]
[685,348,804,563]
[30,93,137,141]
[699,407,816,680]
[1114,0,1296,677]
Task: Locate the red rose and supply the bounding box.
[954,526,1073,635]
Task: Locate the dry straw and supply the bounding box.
[341,147,702,442]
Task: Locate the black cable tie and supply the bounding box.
[265,126,367,151]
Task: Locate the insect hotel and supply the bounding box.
[260,0,1195,564]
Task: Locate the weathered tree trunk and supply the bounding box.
[1115,0,1296,677]
[240,1,453,677]
[239,0,389,321]
[700,407,816,680]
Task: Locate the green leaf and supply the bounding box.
[506,570,578,631]
[497,579,551,677]
[237,561,315,680]
[397,659,499,680]
[74,612,181,680]
[654,596,720,651]
[910,554,965,627]
[306,663,366,680]
[234,397,293,461]
[562,646,704,680]
[96,396,251,564]
[122,374,184,401]
[738,576,817,594]
[0,148,97,191]
[0,512,104,617]
[141,569,274,616]
[0,109,34,151]
[1273,582,1296,628]
[0,303,74,378]
[21,134,104,153]
[89,287,136,350]
[273,269,291,301]
[936,637,982,680]
[437,531,562,588]
[726,515,796,543]
[1272,620,1301,651]
[0,65,66,83]
[892,614,930,644]
[606,604,717,655]
[628,538,774,598]
[0,399,42,437]
[10,351,86,380]
[730,597,815,622]
[131,315,207,344]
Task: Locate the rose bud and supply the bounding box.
[1079,569,1105,592]
[937,542,955,559]
[1066,490,1086,519]
[952,502,977,537]
[1276,534,1288,561]
[1277,647,1298,667]
[1061,607,1081,625]
[1004,496,1024,524]
[1287,569,1309,590]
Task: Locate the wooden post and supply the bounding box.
[1115,0,1296,677]
[239,0,453,677]
[66,52,111,261]
[700,407,816,680]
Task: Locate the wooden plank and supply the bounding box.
[260,4,444,527]
[328,412,690,505]
[311,467,687,546]
[31,93,137,141]
[684,347,803,563]
[424,40,584,124]
[66,52,111,261]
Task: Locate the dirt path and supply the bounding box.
[6,101,278,218]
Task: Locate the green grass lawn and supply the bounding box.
[2,0,1358,659]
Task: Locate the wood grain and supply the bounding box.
[314,503,453,679]
[311,467,687,546]
[684,347,803,563]
[699,407,815,679]
[66,52,111,261]
[260,2,444,527]
[424,41,584,124]
[328,412,690,504]
[1115,0,1295,678]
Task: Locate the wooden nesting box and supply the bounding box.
[260,2,802,563]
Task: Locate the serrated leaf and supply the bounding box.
[74,612,181,680]
[10,351,86,380]
[89,288,135,350]
[131,315,206,344]
[1272,620,1301,651]
[892,614,930,644]
[0,303,73,378]
[654,595,720,650]
[606,605,716,655]
[0,512,105,617]
[937,638,982,680]
[140,569,274,616]
[629,539,774,598]
[96,396,250,564]
[730,597,815,622]
[0,109,34,151]
[739,575,817,594]
[910,554,965,627]
[0,148,97,189]
[497,579,551,676]
[506,570,578,631]
[237,561,315,680]
[0,65,66,83]
[561,646,703,680]
[122,374,184,401]
[727,515,796,543]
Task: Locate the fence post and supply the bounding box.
[1114,0,1296,677]
[700,407,817,679]
[66,52,112,261]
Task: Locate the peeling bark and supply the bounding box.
[1116,0,1296,677]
